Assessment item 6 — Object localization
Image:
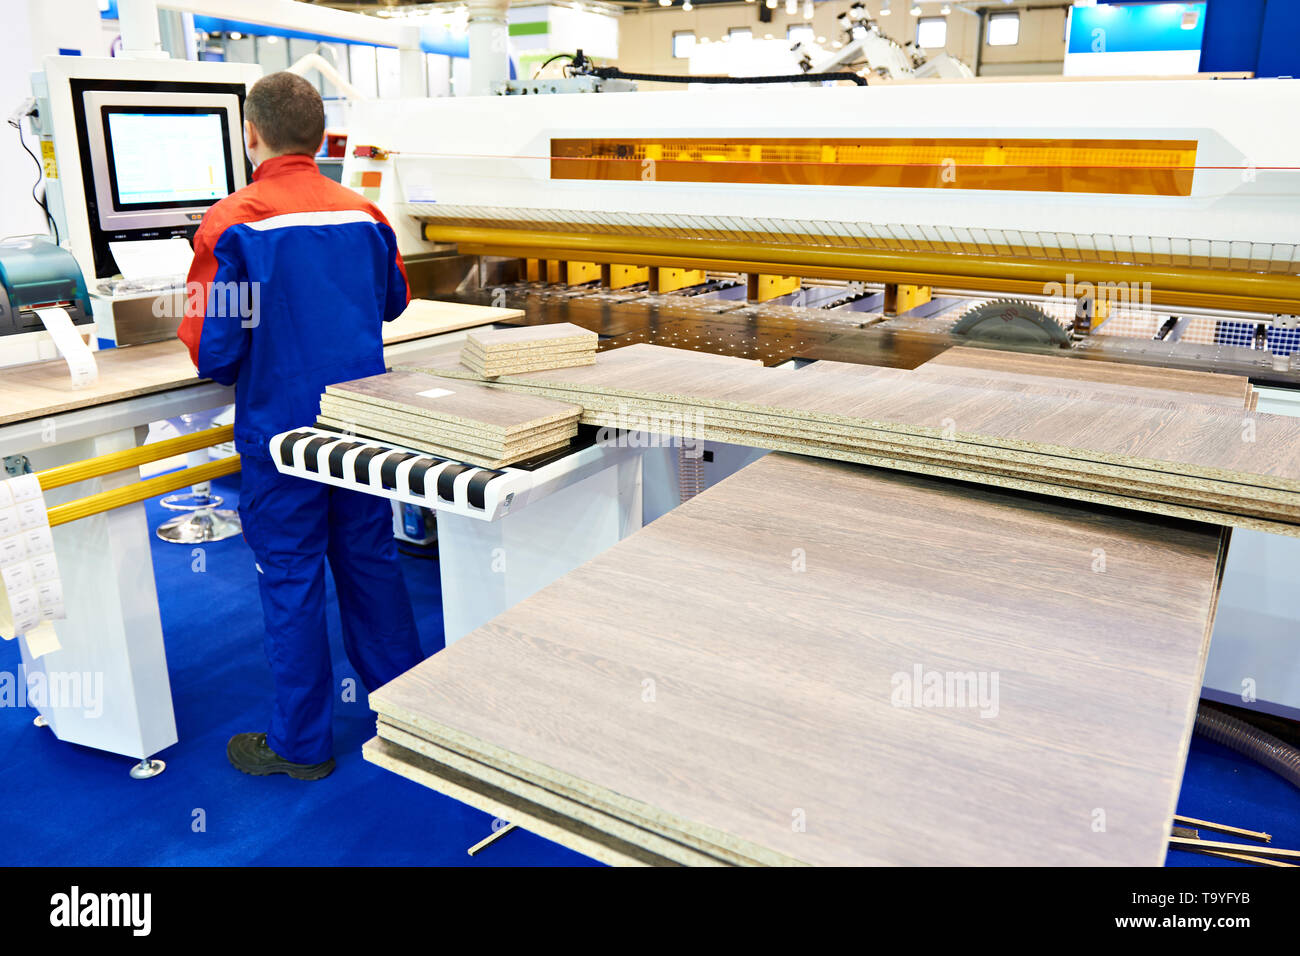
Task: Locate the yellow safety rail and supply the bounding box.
[30,423,240,527]
[36,424,234,491]
[46,456,241,528]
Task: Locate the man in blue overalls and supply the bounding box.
[179,72,426,780]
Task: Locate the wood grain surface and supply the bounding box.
[462,341,594,363]
[317,403,576,460]
[322,369,580,465]
[0,340,202,426]
[315,415,573,468]
[325,371,580,436]
[371,452,1225,866]
[399,344,1300,501]
[391,341,1292,528]
[0,298,520,426]
[572,407,1299,521]
[905,364,1247,411]
[926,346,1251,400]
[466,322,597,351]
[571,408,1300,536]
[317,396,577,450]
[402,341,758,374]
[317,404,576,461]
[383,298,524,344]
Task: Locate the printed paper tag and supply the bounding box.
[7,475,41,503]
[0,536,26,567]
[22,526,53,554]
[2,563,33,592]
[29,553,59,583]
[35,579,63,617]
[16,499,48,531]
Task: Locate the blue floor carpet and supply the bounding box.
[0,472,592,867]
[0,472,1295,866]
[1166,734,1300,866]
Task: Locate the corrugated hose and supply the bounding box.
[1196,703,1300,790]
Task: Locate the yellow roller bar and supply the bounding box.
[36,424,234,492]
[47,456,241,528]
[431,225,1300,315]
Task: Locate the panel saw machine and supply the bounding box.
[342,74,1300,721]
[349,74,1300,381]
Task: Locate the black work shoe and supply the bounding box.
[227,732,335,781]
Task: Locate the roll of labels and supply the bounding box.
[0,474,64,659]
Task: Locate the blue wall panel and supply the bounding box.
[1199,0,1300,77]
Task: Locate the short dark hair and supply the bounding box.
[244,72,325,156]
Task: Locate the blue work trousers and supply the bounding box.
[238,454,425,764]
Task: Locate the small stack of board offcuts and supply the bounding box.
[318,370,581,468]
[460,323,598,377]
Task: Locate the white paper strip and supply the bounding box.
[108,237,194,280]
[34,306,98,387]
[23,620,61,659]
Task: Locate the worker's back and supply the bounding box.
[189,71,426,782]
[179,153,409,459]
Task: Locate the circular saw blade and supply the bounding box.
[950,299,1070,346]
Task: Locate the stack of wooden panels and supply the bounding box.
[366,452,1228,865]
[461,323,598,377]
[397,343,1300,536]
[318,370,581,468]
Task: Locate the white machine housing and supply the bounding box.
[342,80,1300,275]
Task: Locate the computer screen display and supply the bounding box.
[102,107,237,211]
